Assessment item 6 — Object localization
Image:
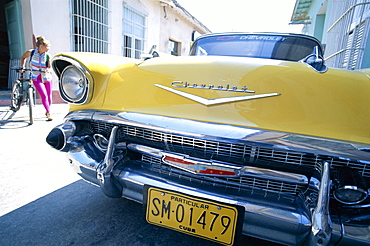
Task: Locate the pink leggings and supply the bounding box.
[33,75,52,113]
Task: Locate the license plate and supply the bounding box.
[145,187,241,245]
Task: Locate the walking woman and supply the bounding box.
[20,36,53,121]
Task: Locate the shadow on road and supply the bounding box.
[0,180,224,246]
[0,108,15,121]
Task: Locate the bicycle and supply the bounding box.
[10,67,44,125]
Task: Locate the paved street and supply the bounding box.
[0,103,277,246]
[0,103,74,216]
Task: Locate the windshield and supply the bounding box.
[189,34,322,61]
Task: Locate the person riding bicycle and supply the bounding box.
[20,36,53,121]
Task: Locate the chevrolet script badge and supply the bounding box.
[155,83,280,106]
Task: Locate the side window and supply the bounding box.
[168,39,180,56]
[70,0,109,53]
[123,5,146,59]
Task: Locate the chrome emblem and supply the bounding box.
[155,82,280,106]
[162,154,239,177]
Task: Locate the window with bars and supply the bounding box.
[70,0,109,53]
[340,20,368,70]
[347,20,367,70]
[123,5,146,59]
[325,1,370,70]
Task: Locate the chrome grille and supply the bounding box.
[120,125,251,160]
[330,158,370,177]
[255,147,319,170]
[227,176,303,195]
[92,121,114,134]
[89,121,370,179]
[142,155,307,197]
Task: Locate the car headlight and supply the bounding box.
[59,65,90,104]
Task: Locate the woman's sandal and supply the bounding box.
[45,112,53,121]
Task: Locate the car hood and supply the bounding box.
[62,54,370,145]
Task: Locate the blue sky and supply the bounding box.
[178,0,303,33]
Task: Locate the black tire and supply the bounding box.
[10,80,23,112]
[27,86,34,125]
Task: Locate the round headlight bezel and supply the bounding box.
[334,185,368,205]
[93,134,109,152]
[333,167,369,205]
[59,65,90,104]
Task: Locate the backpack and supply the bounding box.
[30,49,50,67]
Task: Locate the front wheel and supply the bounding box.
[27,86,35,125]
[10,80,23,112]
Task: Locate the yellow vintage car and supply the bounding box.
[47,33,370,245]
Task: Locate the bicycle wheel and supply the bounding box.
[27,86,35,125]
[10,80,23,112]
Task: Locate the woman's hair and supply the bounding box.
[35,36,50,47]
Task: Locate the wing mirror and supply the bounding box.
[141,51,159,61]
[141,45,160,61]
[302,46,328,73]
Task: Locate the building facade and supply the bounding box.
[291,0,370,70]
[0,0,210,90]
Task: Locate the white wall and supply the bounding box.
[110,0,123,56]
[22,0,208,66]
[19,0,209,91]
[120,0,208,56]
[159,4,197,55]
[116,0,160,56]
[25,0,70,89]
[28,0,70,57]
[23,0,207,57]
[144,0,162,54]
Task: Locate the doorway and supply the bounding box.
[1,0,25,90]
[0,0,11,90]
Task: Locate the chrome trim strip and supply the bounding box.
[64,110,370,161]
[343,203,370,209]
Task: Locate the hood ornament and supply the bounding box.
[155,83,280,106]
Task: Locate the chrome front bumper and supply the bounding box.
[63,126,340,246]
[68,142,312,245]
[67,140,370,246]
[46,111,370,246]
